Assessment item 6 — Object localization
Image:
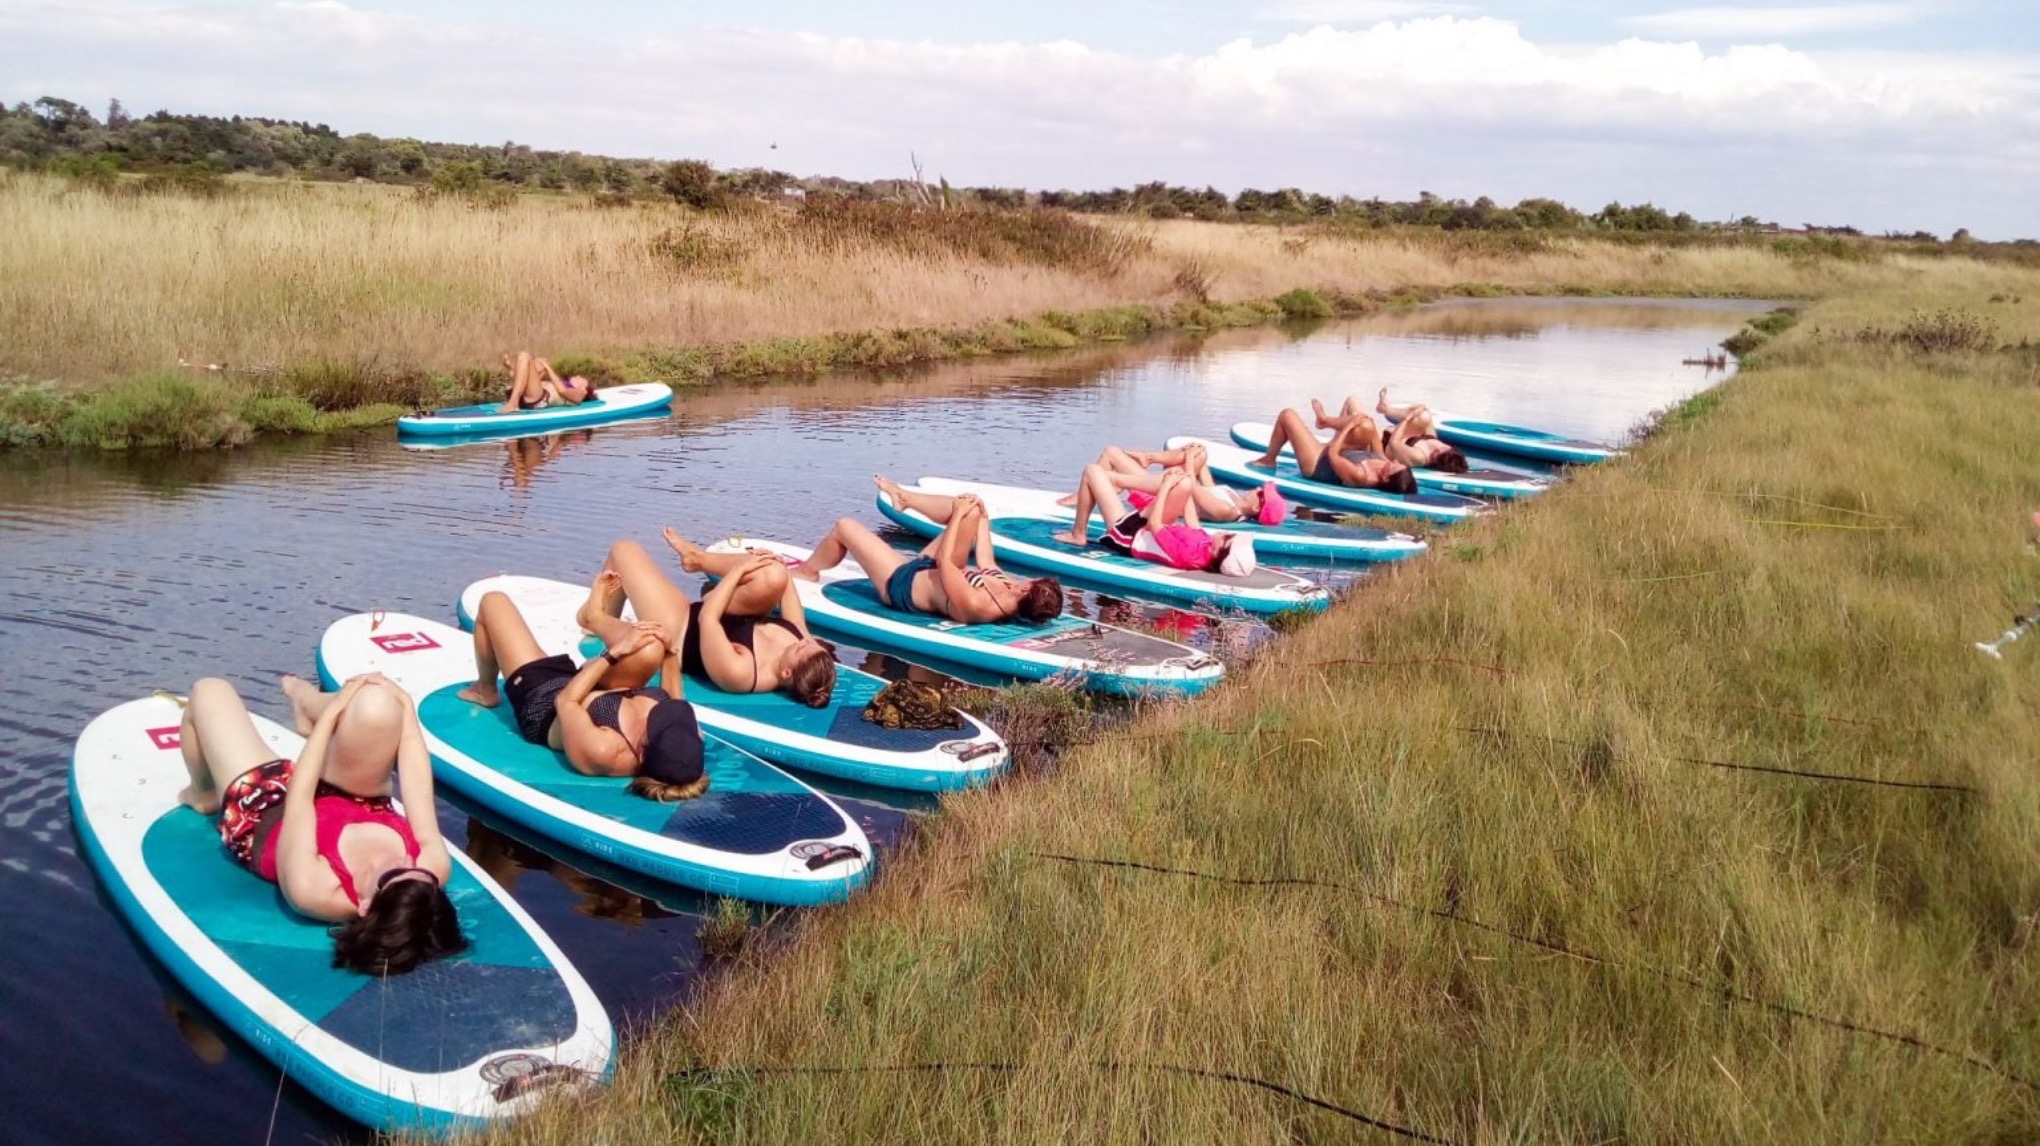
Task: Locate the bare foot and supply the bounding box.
[457,681,501,708]
[1054,492,1078,507]
[872,475,907,510]
[176,785,220,815]
[662,527,706,572]
[1249,453,1278,469]
[1311,398,1332,430]
[1050,530,1087,546]
[280,673,319,735]
[578,568,625,632]
[1376,387,1392,416]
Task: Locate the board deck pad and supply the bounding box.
[1382,412,1618,464]
[911,476,1425,563]
[704,538,1224,698]
[317,613,872,905]
[456,576,1008,792]
[71,696,613,1135]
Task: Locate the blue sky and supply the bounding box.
[4,1,2035,236]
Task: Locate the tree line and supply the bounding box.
[0,94,1953,239]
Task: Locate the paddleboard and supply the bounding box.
[1381,412,1619,465]
[71,695,614,1136]
[1227,422,1550,500]
[1168,437,1490,524]
[704,538,1225,698]
[456,576,1009,792]
[316,613,872,906]
[397,384,674,439]
[872,494,1330,615]
[910,476,1426,565]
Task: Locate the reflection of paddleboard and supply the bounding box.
[704,539,1225,698]
[71,696,613,1135]
[1228,422,1550,500]
[456,576,1009,792]
[910,476,1426,564]
[873,493,1330,615]
[397,384,674,438]
[1380,412,1619,465]
[316,613,872,906]
[1169,437,1490,524]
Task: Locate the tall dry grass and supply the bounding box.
[450,279,2040,1143]
[6,169,2026,392]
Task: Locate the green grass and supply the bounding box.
[451,279,2040,1144]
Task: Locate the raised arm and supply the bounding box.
[555,633,652,776]
[694,564,768,690]
[274,676,367,921]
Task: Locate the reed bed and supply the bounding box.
[448,285,2040,1143]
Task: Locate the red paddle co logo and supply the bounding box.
[369,631,440,654]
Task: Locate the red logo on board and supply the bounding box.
[370,631,441,654]
[147,726,181,750]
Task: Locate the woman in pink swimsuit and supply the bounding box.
[176,673,466,976]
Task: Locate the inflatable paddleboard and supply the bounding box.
[910,477,1426,565]
[456,576,1009,792]
[1168,437,1490,524]
[1381,412,1619,465]
[71,695,613,1136]
[872,494,1330,615]
[316,613,872,906]
[1227,422,1550,500]
[704,539,1225,698]
[397,384,674,439]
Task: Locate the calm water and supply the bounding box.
[0,298,1761,1145]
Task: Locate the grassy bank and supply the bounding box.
[444,285,2040,1141]
[7,169,2035,449]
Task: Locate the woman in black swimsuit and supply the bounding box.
[1248,404,1419,494]
[582,536,838,708]
[458,591,707,802]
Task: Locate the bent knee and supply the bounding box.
[189,677,238,706]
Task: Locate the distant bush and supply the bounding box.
[649,224,743,274]
[1858,309,2000,354]
[660,160,723,210]
[792,199,1149,277]
[1273,288,1333,319]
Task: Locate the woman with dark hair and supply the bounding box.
[581,535,838,709]
[175,674,467,976]
[1365,390,1470,473]
[1247,404,1419,494]
[801,479,1064,625]
[494,351,592,414]
[459,590,708,803]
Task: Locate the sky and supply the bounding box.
[3,1,2035,238]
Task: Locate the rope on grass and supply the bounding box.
[1750,518,1901,532]
[669,1059,1457,1144]
[1459,725,1971,794]
[1308,656,1513,678]
[1030,852,2037,1095]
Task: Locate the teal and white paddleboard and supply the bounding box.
[1381,412,1620,465]
[71,695,614,1136]
[909,476,1426,565]
[1169,437,1490,524]
[316,613,872,906]
[704,539,1225,698]
[1227,422,1550,500]
[456,576,1010,792]
[397,383,674,439]
[872,491,1330,615]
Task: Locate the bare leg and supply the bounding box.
[663,529,786,615]
[1189,483,1246,522]
[872,476,959,524]
[1252,408,1326,475]
[460,592,549,707]
[495,351,541,414]
[177,678,280,813]
[799,517,909,588]
[1057,464,1131,545]
[573,567,660,687]
[1377,388,1422,420]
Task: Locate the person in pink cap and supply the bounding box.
[1057,441,1286,525]
[1059,470,1258,578]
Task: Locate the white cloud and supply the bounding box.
[1623,3,1933,39]
[1259,0,1478,24]
[0,2,2032,235]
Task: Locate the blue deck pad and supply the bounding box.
[141,809,575,1073]
[984,516,1331,613]
[417,685,844,856]
[1237,455,1485,516]
[818,579,1195,661]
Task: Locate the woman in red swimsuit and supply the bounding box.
[175,673,466,976]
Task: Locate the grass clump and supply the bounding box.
[697,898,755,965]
[1858,308,2002,354]
[1272,287,1333,319]
[954,682,1096,777]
